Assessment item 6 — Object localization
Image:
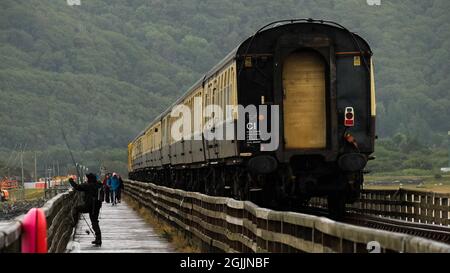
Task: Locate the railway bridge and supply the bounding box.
[1,180,450,253]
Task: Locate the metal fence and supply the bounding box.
[6,188,25,201]
[124,180,450,253]
[4,184,70,202]
[44,185,72,200]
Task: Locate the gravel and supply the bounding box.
[0,198,47,221]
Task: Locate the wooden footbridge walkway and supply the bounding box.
[67,200,175,253]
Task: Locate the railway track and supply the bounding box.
[292,203,450,244]
[304,199,450,244]
[343,213,450,244]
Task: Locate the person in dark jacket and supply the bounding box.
[102,173,111,203]
[69,173,103,246]
[116,174,124,203]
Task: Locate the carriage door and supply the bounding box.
[282,51,326,149]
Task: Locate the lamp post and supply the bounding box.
[83,166,87,182]
[80,165,85,183]
[75,163,80,183]
[448,131,450,168]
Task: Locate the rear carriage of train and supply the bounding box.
[234,23,376,207]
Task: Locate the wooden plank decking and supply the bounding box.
[68,200,175,253]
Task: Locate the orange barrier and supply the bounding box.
[0,189,8,201]
[0,179,19,189]
[21,208,47,253]
[35,182,46,189]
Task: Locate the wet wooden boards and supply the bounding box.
[70,201,175,253]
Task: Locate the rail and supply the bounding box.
[124,180,450,253]
[344,213,450,244]
[0,190,79,253]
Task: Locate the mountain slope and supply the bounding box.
[0,0,449,174]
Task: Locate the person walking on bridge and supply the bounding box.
[116,174,124,203]
[69,173,103,246]
[108,173,120,206]
[102,173,111,203]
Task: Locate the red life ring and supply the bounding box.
[21,208,47,253]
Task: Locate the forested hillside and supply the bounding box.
[0,0,449,175]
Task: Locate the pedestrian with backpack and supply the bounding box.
[108,173,120,206]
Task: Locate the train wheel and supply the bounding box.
[195,169,202,192]
[327,193,346,220]
[211,167,219,196]
[232,168,247,200]
[186,170,193,191]
[215,167,225,196]
[204,168,214,195]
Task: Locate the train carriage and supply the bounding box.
[128,19,376,217]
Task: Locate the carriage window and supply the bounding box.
[192,98,194,135]
[152,127,156,150]
[204,91,209,126]
[167,118,171,144]
[157,125,160,149]
[150,129,153,152]
[164,118,168,146]
[231,67,236,106]
[162,119,165,146]
[197,91,203,133]
[218,75,222,110]
[151,129,154,151]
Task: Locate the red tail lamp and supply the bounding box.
[344,107,355,127]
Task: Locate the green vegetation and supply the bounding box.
[364,174,450,193]
[24,189,44,200]
[0,0,449,175]
[367,133,448,175]
[5,188,44,201]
